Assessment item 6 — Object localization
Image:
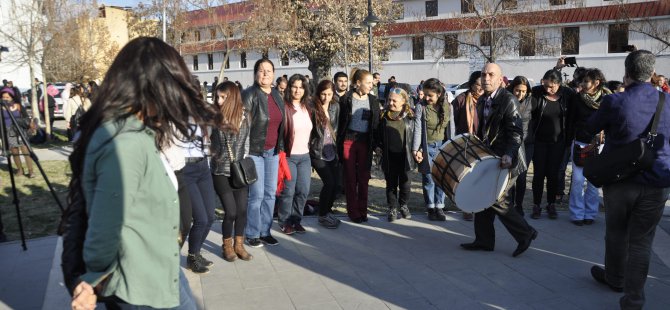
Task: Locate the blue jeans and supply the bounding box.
[183,160,216,255]
[278,153,311,226]
[422,141,445,209]
[111,270,196,309]
[246,149,279,238]
[569,141,600,221]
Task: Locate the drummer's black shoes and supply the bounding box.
[513,228,538,257]
[460,242,494,252]
[590,266,624,292]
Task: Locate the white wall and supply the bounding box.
[0,0,43,89]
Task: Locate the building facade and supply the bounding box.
[182,0,670,88]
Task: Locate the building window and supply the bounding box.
[550,0,566,5]
[609,23,629,53]
[194,30,201,42]
[192,55,199,71]
[561,27,580,55]
[425,1,437,17]
[262,50,269,59]
[224,53,230,69]
[98,7,106,18]
[240,51,247,68]
[481,31,491,47]
[502,0,517,10]
[210,28,216,40]
[443,34,459,59]
[393,2,404,20]
[207,53,214,70]
[281,52,289,66]
[412,36,424,60]
[461,0,474,14]
[519,29,535,56]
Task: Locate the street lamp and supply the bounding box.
[363,0,380,73]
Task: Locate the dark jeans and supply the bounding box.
[556,145,571,197]
[511,143,534,216]
[278,153,312,225]
[532,141,565,205]
[342,138,371,220]
[212,174,249,239]
[312,158,339,217]
[473,176,536,248]
[183,159,216,255]
[384,152,410,208]
[602,181,670,310]
[175,169,192,248]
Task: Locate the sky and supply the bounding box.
[99,0,143,8]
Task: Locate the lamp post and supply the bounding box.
[363,0,380,73]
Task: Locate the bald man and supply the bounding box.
[460,63,538,257]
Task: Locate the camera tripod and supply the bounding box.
[0,102,64,250]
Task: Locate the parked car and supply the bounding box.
[446,82,469,98]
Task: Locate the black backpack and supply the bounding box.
[70,105,84,131]
[58,177,88,296]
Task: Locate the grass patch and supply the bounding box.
[1,160,70,241]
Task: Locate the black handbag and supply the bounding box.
[584,92,665,187]
[226,136,257,188]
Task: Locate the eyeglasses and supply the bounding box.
[389,88,404,95]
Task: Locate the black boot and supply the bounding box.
[434,208,447,221]
[187,254,210,274]
[399,205,411,219]
[387,207,398,222]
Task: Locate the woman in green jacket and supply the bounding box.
[69,37,219,310]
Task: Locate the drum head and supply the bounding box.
[453,158,509,213]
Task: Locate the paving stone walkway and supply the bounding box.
[3,209,669,310]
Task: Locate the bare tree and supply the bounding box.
[611,0,670,52]
[399,0,578,63]
[243,0,398,81]
[179,0,251,83]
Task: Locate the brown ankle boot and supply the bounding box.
[222,238,236,262]
[234,236,253,261]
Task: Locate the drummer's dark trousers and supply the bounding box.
[474,176,535,248]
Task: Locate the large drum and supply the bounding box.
[431,133,510,213]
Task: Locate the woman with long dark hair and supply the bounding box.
[566,68,610,226]
[506,76,533,216]
[243,59,285,247]
[210,81,253,261]
[69,37,218,310]
[277,74,313,234]
[412,78,451,221]
[528,70,576,220]
[309,80,341,229]
[336,69,380,223]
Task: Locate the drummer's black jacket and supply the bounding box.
[475,87,527,178]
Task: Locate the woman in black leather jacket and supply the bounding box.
[506,76,532,216]
[528,70,576,220]
[336,69,380,223]
[241,59,285,248]
[309,80,341,229]
[210,81,253,262]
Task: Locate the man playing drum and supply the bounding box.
[460,63,538,257]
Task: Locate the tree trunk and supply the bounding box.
[28,62,39,120]
[41,69,51,139]
[307,58,331,86]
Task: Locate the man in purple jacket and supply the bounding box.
[586,50,670,310]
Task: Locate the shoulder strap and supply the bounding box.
[647,92,665,147]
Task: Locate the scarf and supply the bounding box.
[383,109,406,121]
[465,92,479,134]
[580,88,612,110]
